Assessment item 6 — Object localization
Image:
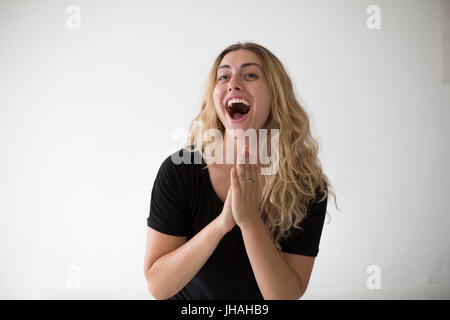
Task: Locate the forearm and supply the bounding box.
[241,217,303,300]
[148,217,226,300]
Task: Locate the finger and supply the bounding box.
[248,146,257,165]
[236,154,245,184]
[248,147,258,178]
[257,164,265,189]
[224,185,232,208]
[244,149,251,180]
[230,167,241,192]
[252,163,261,196]
[237,146,246,165]
[251,162,258,185]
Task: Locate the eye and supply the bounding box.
[217,73,258,81]
[245,73,258,79]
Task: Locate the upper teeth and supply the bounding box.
[227,98,250,107]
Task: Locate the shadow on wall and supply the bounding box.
[419,236,450,287]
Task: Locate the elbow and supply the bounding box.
[263,291,304,300]
[296,287,307,300]
[145,268,172,300]
[263,287,306,300]
[295,279,308,300]
[292,272,308,300]
[285,286,307,300]
[147,280,169,300]
[295,279,309,300]
[264,277,307,300]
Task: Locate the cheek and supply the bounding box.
[212,86,222,108]
[254,88,272,119]
[263,87,273,115]
[212,96,221,114]
[256,104,271,125]
[212,88,225,119]
[264,97,272,116]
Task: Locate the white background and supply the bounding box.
[1,0,449,299]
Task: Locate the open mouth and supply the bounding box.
[226,99,251,120]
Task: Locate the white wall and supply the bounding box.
[0,0,449,299]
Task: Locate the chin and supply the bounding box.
[225,126,253,140]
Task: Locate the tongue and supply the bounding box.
[232,112,245,120]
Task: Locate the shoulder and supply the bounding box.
[168,145,205,166]
[155,146,205,186]
[303,186,328,223]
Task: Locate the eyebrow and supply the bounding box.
[218,62,262,71]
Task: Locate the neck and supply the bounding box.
[220,130,260,166]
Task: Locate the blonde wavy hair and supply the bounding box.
[184,42,338,250]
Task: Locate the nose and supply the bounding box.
[228,75,242,92]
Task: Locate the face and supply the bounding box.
[213,49,272,138]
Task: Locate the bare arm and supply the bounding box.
[240,216,315,300]
[231,149,316,300]
[144,217,225,300]
[144,189,235,300]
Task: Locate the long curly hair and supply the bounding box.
[184,42,339,250]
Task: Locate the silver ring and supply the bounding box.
[245,176,254,183]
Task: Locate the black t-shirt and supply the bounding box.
[147,147,327,300]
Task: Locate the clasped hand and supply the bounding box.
[219,146,265,233]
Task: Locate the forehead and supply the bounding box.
[219,49,262,68]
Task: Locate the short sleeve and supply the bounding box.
[279,192,328,257]
[147,154,191,236]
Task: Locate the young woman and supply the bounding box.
[143,42,337,300]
